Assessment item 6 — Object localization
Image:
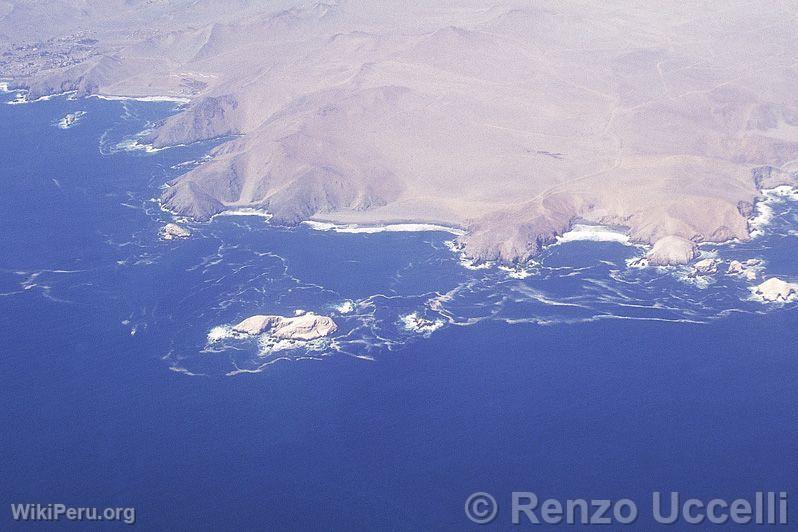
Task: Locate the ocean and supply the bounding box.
[1,90,797,529]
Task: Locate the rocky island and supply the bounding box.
[750,278,798,303]
[727,259,761,282]
[57,111,86,129]
[3,1,798,264]
[159,223,191,240]
[233,313,338,341]
[691,258,721,276]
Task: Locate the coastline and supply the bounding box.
[1,81,191,106]
[3,82,796,384]
[4,88,77,105]
[552,224,639,247]
[211,208,272,220]
[161,183,796,276]
[6,84,796,274]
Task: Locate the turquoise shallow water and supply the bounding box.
[1,90,797,529]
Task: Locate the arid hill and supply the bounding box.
[4,0,798,263]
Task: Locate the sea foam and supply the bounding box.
[91,94,191,104]
[303,220,465,236]
[212,208,272,220]
[750,186,798,237]
[400,312,445,336]
[555,224,632,245]
[334,300,356,314]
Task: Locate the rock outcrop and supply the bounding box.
[233,313,337,340]
[727,259,760,281]
[160,222,191,240]
[692,258,720,276]
[750,278,798,303]
[57,111,86,129]
[146,94,240,147]
[645,236,698,266]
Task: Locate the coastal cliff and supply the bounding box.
[5,1,798,264]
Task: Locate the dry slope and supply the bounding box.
[4,0,798,263]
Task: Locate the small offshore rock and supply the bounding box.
[160,223,191,240]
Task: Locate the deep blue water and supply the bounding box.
[1,91,797,530]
